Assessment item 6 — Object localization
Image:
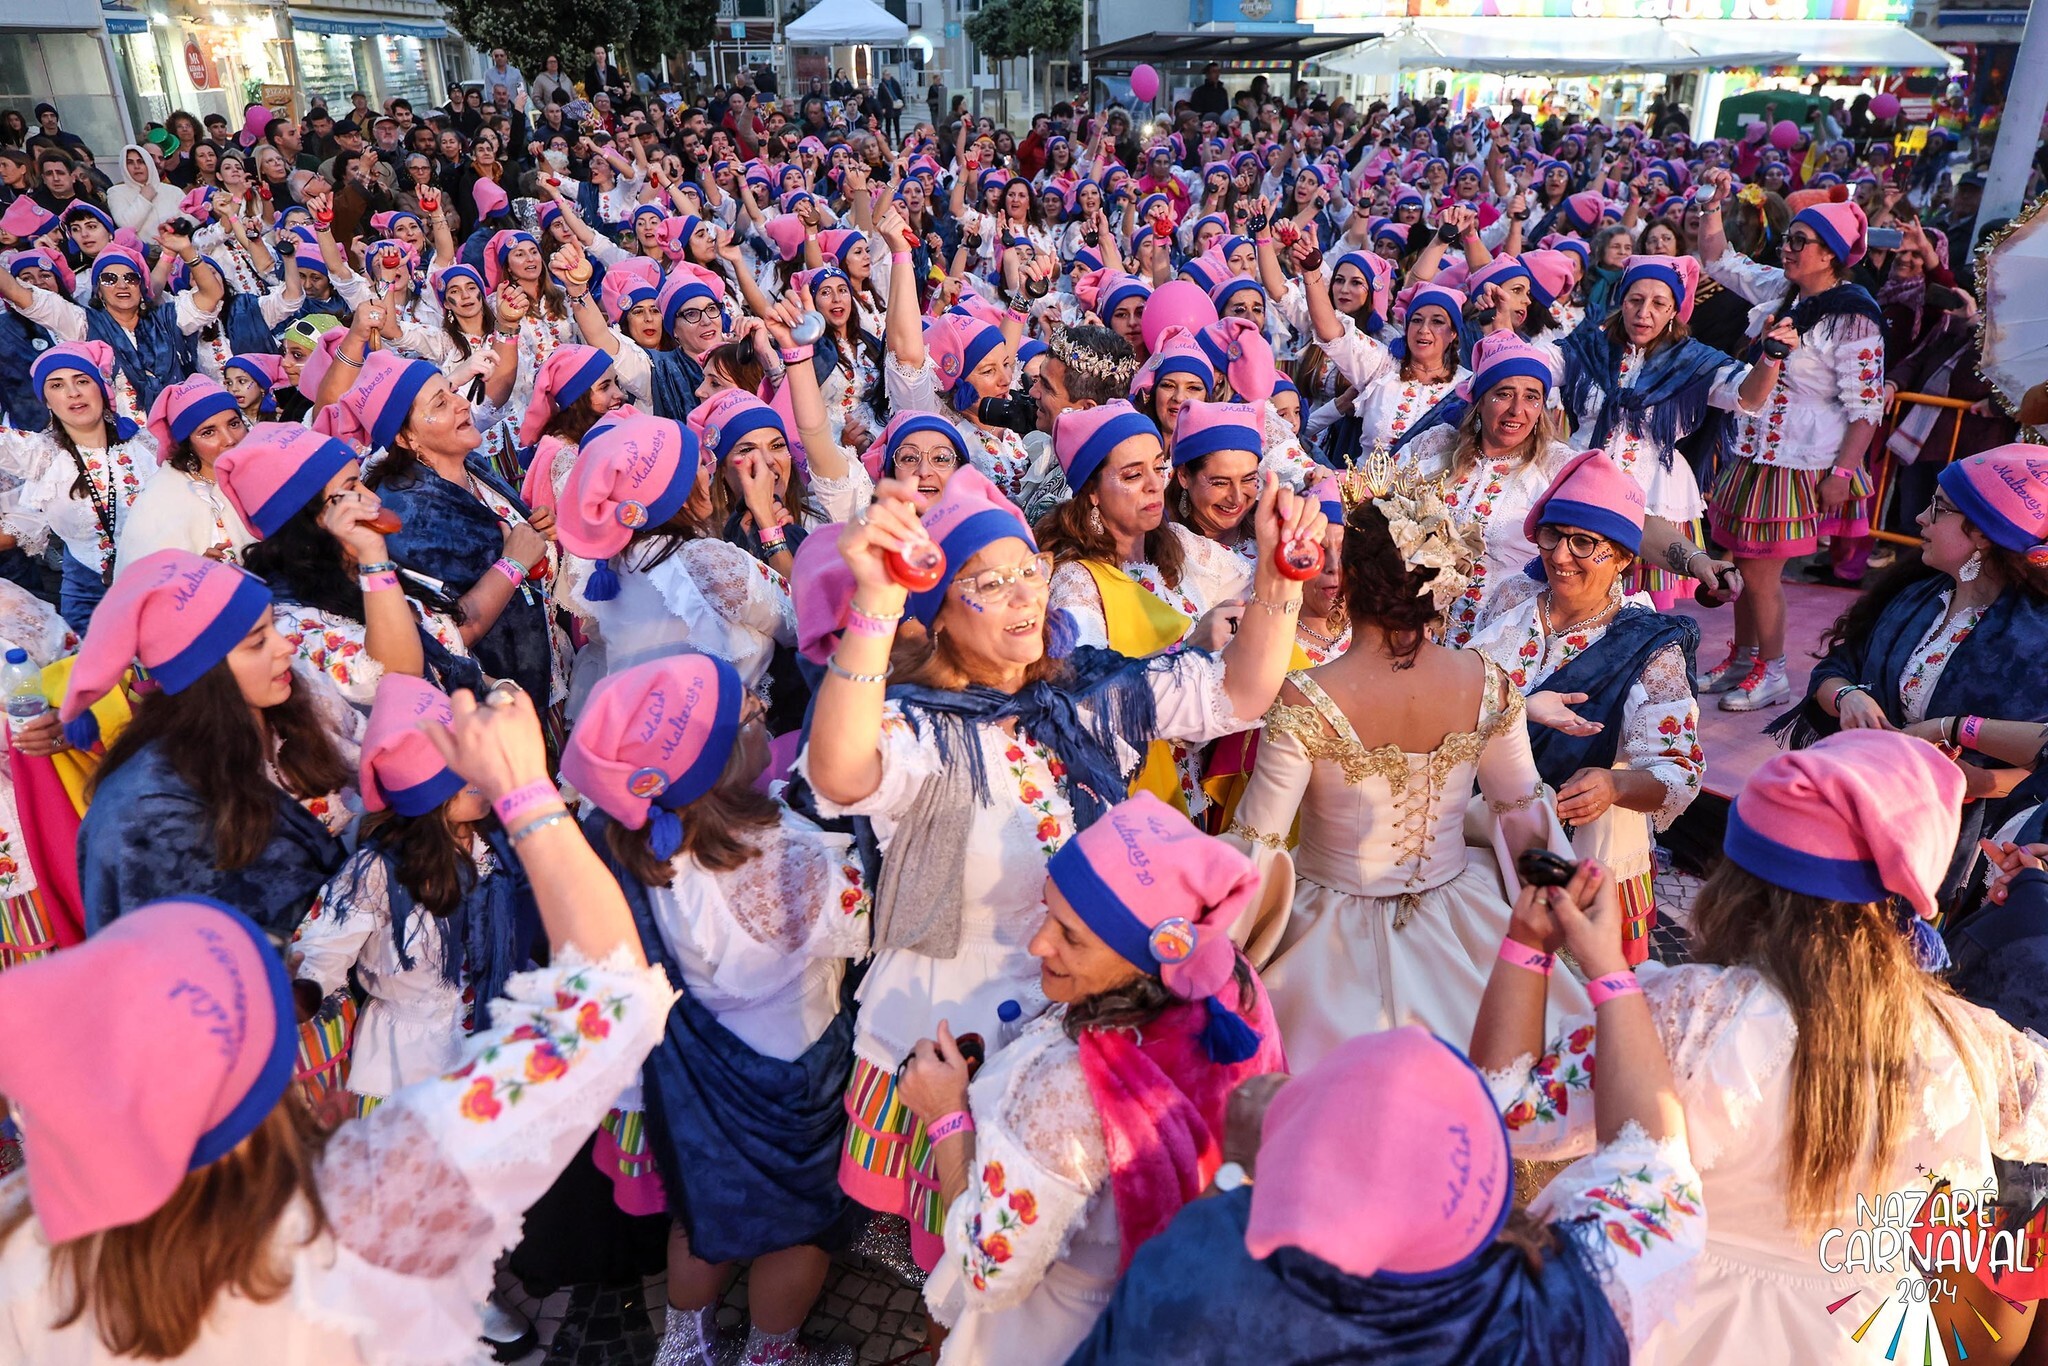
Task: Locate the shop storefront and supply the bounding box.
[286,3,451,111]
[2,0,129,157]
[103,0,293,133]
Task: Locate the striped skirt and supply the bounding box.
[0,889,58,970]
[1708,460,1871,560]
[1619,867,1655,968]
[840,1056,945,1272]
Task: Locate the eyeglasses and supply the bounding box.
[675,305,719,327]
[1536,526,1610,559]
[1783,231,1822,254]
[1928,491,1961,521]
[893,449,959,474]
[955,553,1053,603]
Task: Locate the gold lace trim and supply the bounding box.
[1226,820,1289,851]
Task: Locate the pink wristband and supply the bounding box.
[926,1111,975,1143]
[358,571,400,594]
[892,250,911,263]
[493,779,563,827]
[492,556,525,587]
[1497,939,1555,976]
[1586,972,1643,1007]
[1960,715,1984,751]
[846,604,901,637]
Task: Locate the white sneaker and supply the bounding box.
[1719,664,1791,712]
[1697,647,1757,694]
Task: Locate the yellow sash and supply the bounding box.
[40,656,132,816]
[1080,560,1192,811]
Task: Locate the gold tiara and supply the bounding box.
[1048,322,1139,388]
[1338,441,1477,615]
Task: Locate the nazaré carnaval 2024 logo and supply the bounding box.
[1816,1173,2048,1363]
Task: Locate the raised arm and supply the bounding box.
[876,207,925,371]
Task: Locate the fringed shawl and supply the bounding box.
[1558,321,1732,465]
[85,303,198,417]
[1525,607,1699,789]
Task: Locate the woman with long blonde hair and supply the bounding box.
[1472,730,2048,1366]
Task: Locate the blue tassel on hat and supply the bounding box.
[63,710,100,751]
[585,557,622,602]
[1199,994,1261,1065]
[648,806,684,860]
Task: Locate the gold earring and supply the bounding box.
[1088,504,1104,536]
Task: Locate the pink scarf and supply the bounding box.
[1076,963,1286,1272]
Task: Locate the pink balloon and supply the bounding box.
[1141,281,1219,353]
[1870,92,1901,120]
[1130,64,1160,104]
[1770,119,1799,150]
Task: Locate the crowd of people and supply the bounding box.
[0,57,2045,1366]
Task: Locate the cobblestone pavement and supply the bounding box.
[499,1234,930,1366]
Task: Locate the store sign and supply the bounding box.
[1934,9,2026,22]
[183,35,219,90]
[261,82,295,110]
[1299,0,1910,20]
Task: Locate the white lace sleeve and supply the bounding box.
[0,578,72,663]
[1397,424,1457,479]
[1147,647,1256,744]
[291,852,391,997]
[1482,1007,1601,1162]
[694,822,871,997]
[932,1026,1107,1320]
[1619,644,1703,830]
[1167,523,1253,611]
[671,539,797,648]
[1048,562,1109,652]
[1323,319,1396,392]
[298,950,672,1361]
[1707,358,1753,413]
[1274,278,1311,334]
[1532,1122,1705,1350]
[1702,249,1788,308]
[1937,998,2048,1164]
[806,452,876,529]
[885,351,943,414]
[1642,963,1796,1172]
[794,701,943,823]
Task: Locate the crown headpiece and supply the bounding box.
[1048,322,1140,389]
[1337,441,1479,617]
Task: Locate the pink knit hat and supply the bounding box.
[1171,400,1264,469]
[215,422,357,540]
[947,289,1006,329]
[560,653,744,857]
[687,387,785,464]
[481,228,538,294]
[1725,730,1964,919]
[31,340,118,407]
[1793,198,1869,267]
[1560,190,1607,236]
[518,344,613,448]
[0,195,58,243]
[1055,399,1160,491]
[1245,1026,1510,1277]
[1464,253,1533,300]
[1523,449,1646,554]
[6,244,74,300]
[1938,444,2048,560]
[1198,318,1275,402]
[1131,326,1216,401]
[144,375,241,463]
[1619,254,1701,322]
[1045,791,1265,1062]
[556,414,704,594]
[904,466,1033,627]
[316,350,438,453]
[1519,249,1578,310]
[1140,280,1221,354]
[601,255,664,324]
[472,177,509,222]
[359,674,464,816]
[1074,268,1149,320]
[0,897,295,1243]
[792,525,858,665]
[760,213,809,263]
[926,313,1007,410]
[863,410,969,482]
[1458,337,1555,403]
[59,550,272,748]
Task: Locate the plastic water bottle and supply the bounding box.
[2,650,43,736]
[995,999,1025,1051]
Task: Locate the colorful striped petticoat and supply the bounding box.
[294,993,358,1110]
[0,890,57,970]
[1619,867,1655,968]
[594,1107,668,1216]
[1709,460,1871,560]
[840,1056,945,1271]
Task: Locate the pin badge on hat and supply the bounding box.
[1150,917,1197,964]
[627,767,670,798]
[703,422,722,451]
[617,500,650,528]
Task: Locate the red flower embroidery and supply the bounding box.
[1503,1099,1537,1129]
[983,1161,1006,1196]
[982,1233,1014,1263]
[577,1001,611,1040]
[459,1076,502,1120]
[525,1042,570,1083]
[1036,816,1062,842]
[1008,1189,1039,1224]
[1567,1024,1596,1051]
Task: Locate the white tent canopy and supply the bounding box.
[1316,16,1957,78]
[785,0,910,45]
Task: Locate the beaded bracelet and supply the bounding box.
[359,570,400,594]
[926,1111,975,1143]
[846,603,901,638]
[827,656,888,685]
[1960,715,1985,751]
[1586,972,1643,1007]
[1830,681,1873,710]
[509,809,573,844]
[1497,939,1555,976]
[493,779,563,827]
[491,557,526,587]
